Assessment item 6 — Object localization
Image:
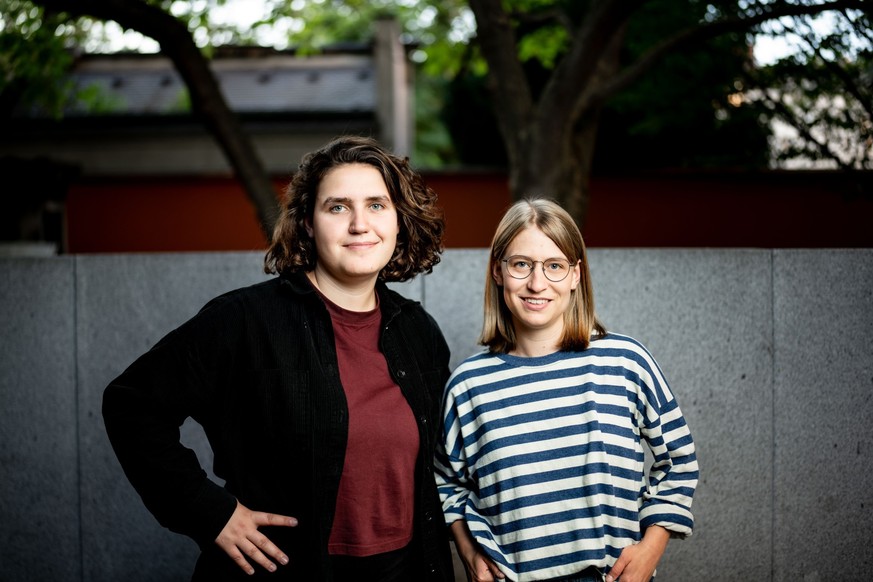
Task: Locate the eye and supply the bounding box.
[511,258,532,269]
[370,202,385,211]
[546,261,567,272]
[328,204,347,214]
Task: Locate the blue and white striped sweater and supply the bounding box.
[435,334,698,582]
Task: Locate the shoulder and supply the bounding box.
[380,284,420,311]
[382,284,441,329]
[445,350,502,390]
[196,277,286,316]
[180,277,315,338]
[587,332,670,390]
[588,331,656,360]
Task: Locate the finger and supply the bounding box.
[216,534,256,573]
[251,511,299,528]
[473,555,496,582]
[248,532,290,567]
[241,539,279,573]
[606,552,629,582]
[225,547,256,576]
[487,560,505,579]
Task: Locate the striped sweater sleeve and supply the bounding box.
[615,336,699,537]
[434,367,471,525]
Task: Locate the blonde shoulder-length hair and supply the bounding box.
[480,198,606,353]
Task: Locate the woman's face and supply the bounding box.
[493,225,580,344]
[306,163,400,287]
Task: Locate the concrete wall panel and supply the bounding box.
[589,250,774,580]
[3,249,872,581]
[0,258,80,581]
[772,250,873,580]
[423,249,489,370]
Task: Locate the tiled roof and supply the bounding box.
[63,52,376,116]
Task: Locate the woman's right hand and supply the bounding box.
[451,520,505,581]
[215,501,298,575]
[461,550,506,582]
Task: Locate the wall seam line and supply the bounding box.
[74,256,85,582]
[770,249,776,582]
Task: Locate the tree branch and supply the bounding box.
[791,15,873,122]
[543,0,645,117]
[467,0,535,159]
[758,84,858,171]
[582,0,871,112]
[506,6,574,34]
[32,0,279,235]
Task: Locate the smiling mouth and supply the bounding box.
[523,298,549,305]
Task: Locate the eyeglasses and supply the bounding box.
[501,255,572,282]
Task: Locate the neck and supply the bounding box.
[510,331,562,358]
[306,268,378,312]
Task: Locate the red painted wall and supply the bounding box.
[67,176,271,253]
[65,170,873,253]
[584,171,873,248]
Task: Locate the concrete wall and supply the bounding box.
[1,249,871,581]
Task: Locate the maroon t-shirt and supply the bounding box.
[320,291,420,556]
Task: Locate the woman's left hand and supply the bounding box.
[605,525,669,582]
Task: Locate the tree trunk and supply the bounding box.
[507,117,595,232]
[32,0,279,237]
[470,0,635,228]
[504,10,627,232]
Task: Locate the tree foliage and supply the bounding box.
[744,8,872,170]
[5,0,280,235]
[0,1,81,118]
[461,0,871,223]
[256,0,873,217]
[2,0,870,232]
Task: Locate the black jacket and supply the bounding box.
[103,271,454,581]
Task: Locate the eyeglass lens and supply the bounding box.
[503,255,570,282]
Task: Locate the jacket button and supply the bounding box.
[397,369,407,378]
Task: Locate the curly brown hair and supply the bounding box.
[264,136,445,282]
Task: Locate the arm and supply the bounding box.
[638,393,698,537]
[607,341,699,581]
[434,373,506,581]
[634,344,699,537]
[103,325,238,547]
[103,294,296,574]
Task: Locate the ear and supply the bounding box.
[492,260,504,286]
[570,260,582,290]
[304,216,314,238]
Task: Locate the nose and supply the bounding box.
[348,209,369,233]
[526,264,548,291]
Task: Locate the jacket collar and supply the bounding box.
[278,270,410,320]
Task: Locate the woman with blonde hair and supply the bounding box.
[436,199,698,582]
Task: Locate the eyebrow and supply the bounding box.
[319,195,392,207]
[509,255,570,261]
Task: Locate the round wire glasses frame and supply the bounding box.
[501,255,572,282]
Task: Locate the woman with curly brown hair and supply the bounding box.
[103,136,455,581]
